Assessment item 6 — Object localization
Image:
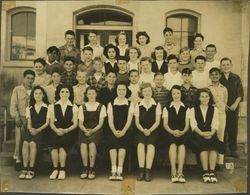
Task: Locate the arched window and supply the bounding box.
[7,7,36,60]
[74,6,133,49]
[166,10,200,49]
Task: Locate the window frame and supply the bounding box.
[6,7,36,62]
[165,9,201,49]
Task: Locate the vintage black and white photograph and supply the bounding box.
[0,0,248,194]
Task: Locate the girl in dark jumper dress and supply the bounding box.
[163,85,190,183]
[19,86,50,180]
[135,83,161,182]
[48,84,78,180]
[107,82,134,181]
[190,88,225,183]
[78,86,106,179]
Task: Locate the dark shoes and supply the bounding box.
[137,169,144,181]
[144,170,152,182]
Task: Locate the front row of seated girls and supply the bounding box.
[18,81,224,184]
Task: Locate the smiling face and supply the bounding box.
[164,31,173,44]
[180,50,191,62]
[83,50,93,61]
[33,88,44,102]
[155,49,164,61]
[118,59,128,72]
[76,71,87,85]
[117,84,127,98]
[199,91,210,105]
[168,59,179,72]
[48,50,58,63]
[142,86,153,99]
[34,62,46,76]
[171,88,181,102]
[23,74,35,87]
[59,88,70,100]
[220,60,232,74]
[93,60,103,73]
[52,72,61,85]
[181,73,192,84]
[118,34,127,46]
[88,32,97,45]
[106,72,116,85]
[194,37,203,49]
[209,70,221,83]
[86,89,97,102]
[206,47,216,60]
[154,74,165,88]
[141,60,151,73]
[129,48,139,61]
[64,60,74,73]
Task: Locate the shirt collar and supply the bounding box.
[105,59,117,64]
[114,98,129,105]
[139,98,156,108]
[46,60,59,65]
[170,101,185,108]
[55,100,73,106]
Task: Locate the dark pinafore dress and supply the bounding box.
[164,105,190,146]
[79,103,103,145]
[191,105,225,154]
[107,101,132,150]
[136,104,159,145]
[24,106,49,146]
[50,104,77,149]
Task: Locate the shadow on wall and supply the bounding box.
[0,71,19,116]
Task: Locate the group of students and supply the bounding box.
[10,27,243,184]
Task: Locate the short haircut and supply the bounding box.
[129,69,139,77]
[84,86,98,102]
[115,31,129,45]
[33,58,46,67]
[76,69,86,75]
[181,68,192,75]
[209,67,221,75]
[136,31,150,44]
[93,56,103,64]
[63,56,75,64]
[125,46,141,59]
[106,70,117,76]
[47,46,59,54]
[65,30,75,37]
[195,55,206,63]
[89,30,97,35]
[163,27,173,34]
[154,72,164,78]
[167,54,179,62]
[140,56,152,64]
[139,82,154,98]
[82,46,93,53]
[55,84,74,102]
[117,55,129,62]
[151,46,167,60]
[206,44,217,51]
[103,44,119,59]
[194,33,204,41]
[179,46,190,54]
[23,69,35,78]
[115,81,131,98]
[197,88,214,106]
[29,85,49,107]
[220,57,232,64]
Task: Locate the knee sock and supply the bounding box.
[117,166,123,174]
[111,165,117,173]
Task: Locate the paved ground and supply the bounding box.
[0,165,247,194]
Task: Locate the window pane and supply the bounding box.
[26,37,36,59]
[11,36,27,60]
[27,12,36,37]
[182,17,197,32]
[173,31,181,48]
[12,12,27,36]
[167,17,181,31]
[76,10,132,26]
[181,32,189,48]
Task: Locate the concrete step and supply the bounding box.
[2,140,15,152]
[0,152,14,166]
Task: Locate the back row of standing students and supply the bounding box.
[10,27,243,184]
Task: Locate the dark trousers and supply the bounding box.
[224,108,239,152]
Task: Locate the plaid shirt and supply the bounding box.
[181,84,198,108]
[87,72,107,91]
[61,71,78,86]
[59,44,81,65]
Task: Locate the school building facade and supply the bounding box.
[0,0,249,110]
